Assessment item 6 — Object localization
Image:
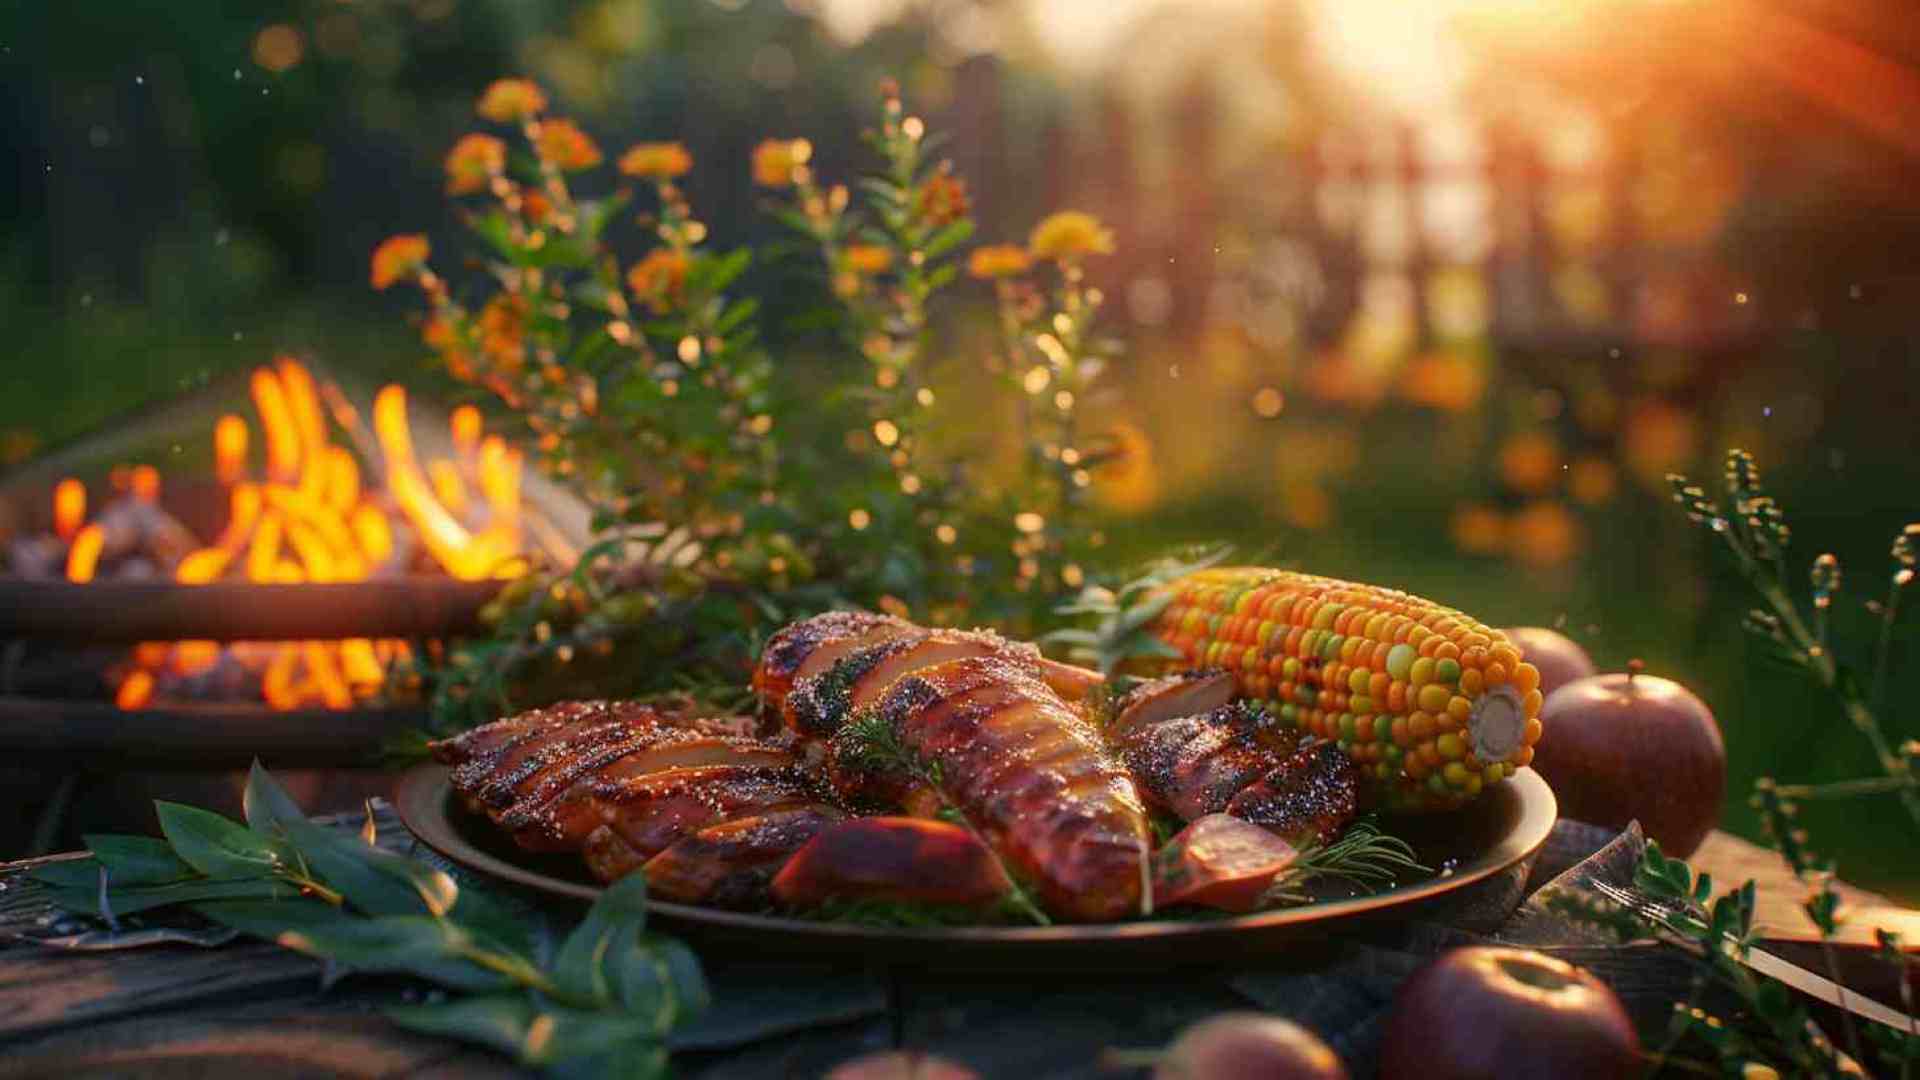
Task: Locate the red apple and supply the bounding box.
[1501,627,1598,698]
[1154,1014,1348,1080]
[1380,947,1639,1080]
[1532,661,1725,856]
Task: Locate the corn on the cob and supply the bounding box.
[1148,567,1544,811]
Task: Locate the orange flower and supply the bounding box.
[914,170,969,227]
[478,293,528,371]
[618,141,693,180]
[1450,505,1507,556]
[843,244,892,275]
[1568,456,1619,505]
[522,190,553,225]
[476,78,547,123]
[533,119,601,171]
[1029,210,1114,261]
[370,234,429,290]
[752,138,811,188]
[444,133,505,195]
[1497,432,1562,495]
[1509,501,1581,568]
[626,249,690,313]
[967,244,1031,280]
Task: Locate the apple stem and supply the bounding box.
[1627,659,1644,684]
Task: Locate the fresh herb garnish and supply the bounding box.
[28,762,706,1078]
[832,709,1053,926]
[1262,819,1430,906]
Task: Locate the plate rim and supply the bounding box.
[397,762,1556,944]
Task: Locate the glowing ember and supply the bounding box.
[46,356,529,711]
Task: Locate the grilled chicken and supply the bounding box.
[1109,670,1236,737]
[755,612,1105,731]
[831,654,1153,922]
[580,765,834,887]
[638,805,847,908]
[1117,702,1301,821]
[431,700,812,870]
[1225,742,1359,848]
[1112,687,1360,849]
[751,610,919,713]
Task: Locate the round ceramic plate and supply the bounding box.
[396,763,1556,965]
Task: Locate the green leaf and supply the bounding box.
[228,910,508,992]
[280,818,459,918]
[555,874,649,1002]
[923,220,974,260]
[43,877,303,918]
[695,249,752,295]
[387,994,540,1059]
[28,859,107,890]
[155,802,281,878]
[243,761,307,836]
[83,834,195,885]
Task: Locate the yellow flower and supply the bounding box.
[533,119,602,171]
[843,244,892,275]
[1092,421,1158,514]
[752,138,811,188]
[914,170,969,227]
[444,133,505,195]
[1028,210,1114,261]
[370,234,429,290]
[476,78,547,123]
[618,141,693,180]
[967,244,1032,280]
[626,249,690,313]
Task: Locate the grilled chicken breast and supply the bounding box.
[833,654,1153,922]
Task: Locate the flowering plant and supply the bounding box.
[373,78,1139,728]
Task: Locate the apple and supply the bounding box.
[826,1051,978,1080]
[1153,1014,1347,1079]
[1379,947,1639,1080]
[1501,627,1598,698]
[1532,661,1725,856]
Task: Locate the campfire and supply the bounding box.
[5,358,531,713]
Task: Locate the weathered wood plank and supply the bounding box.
[0,942,319,1040]
[0,995,526,1078]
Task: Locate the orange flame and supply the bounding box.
[115,669,156,710]
[215,415,250,484]
[52,478,86,542]
[451,405,483,458]
[251,368,302,484]
[97,357,527,711]
[130,465,161,504]
[66,524,105,583]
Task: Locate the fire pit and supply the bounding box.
[0,359,585,851]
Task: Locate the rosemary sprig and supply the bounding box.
[832,710,1052,926]
[1262,819,1430,906]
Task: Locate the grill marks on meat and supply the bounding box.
[752,610,918,713]
[431,701,836,903]
[638,806,848,908]
[1119,705,1297,821]
[1113,689,1359,849]
[1225,742,1359,848]
[839,655,1153,922]
[580,765,827,885]
[507,736,798,851]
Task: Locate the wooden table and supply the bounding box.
[0,829,1907,1079]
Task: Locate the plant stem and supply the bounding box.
[1773,775,1918,800]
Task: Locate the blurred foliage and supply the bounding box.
[2,0,1918,893]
